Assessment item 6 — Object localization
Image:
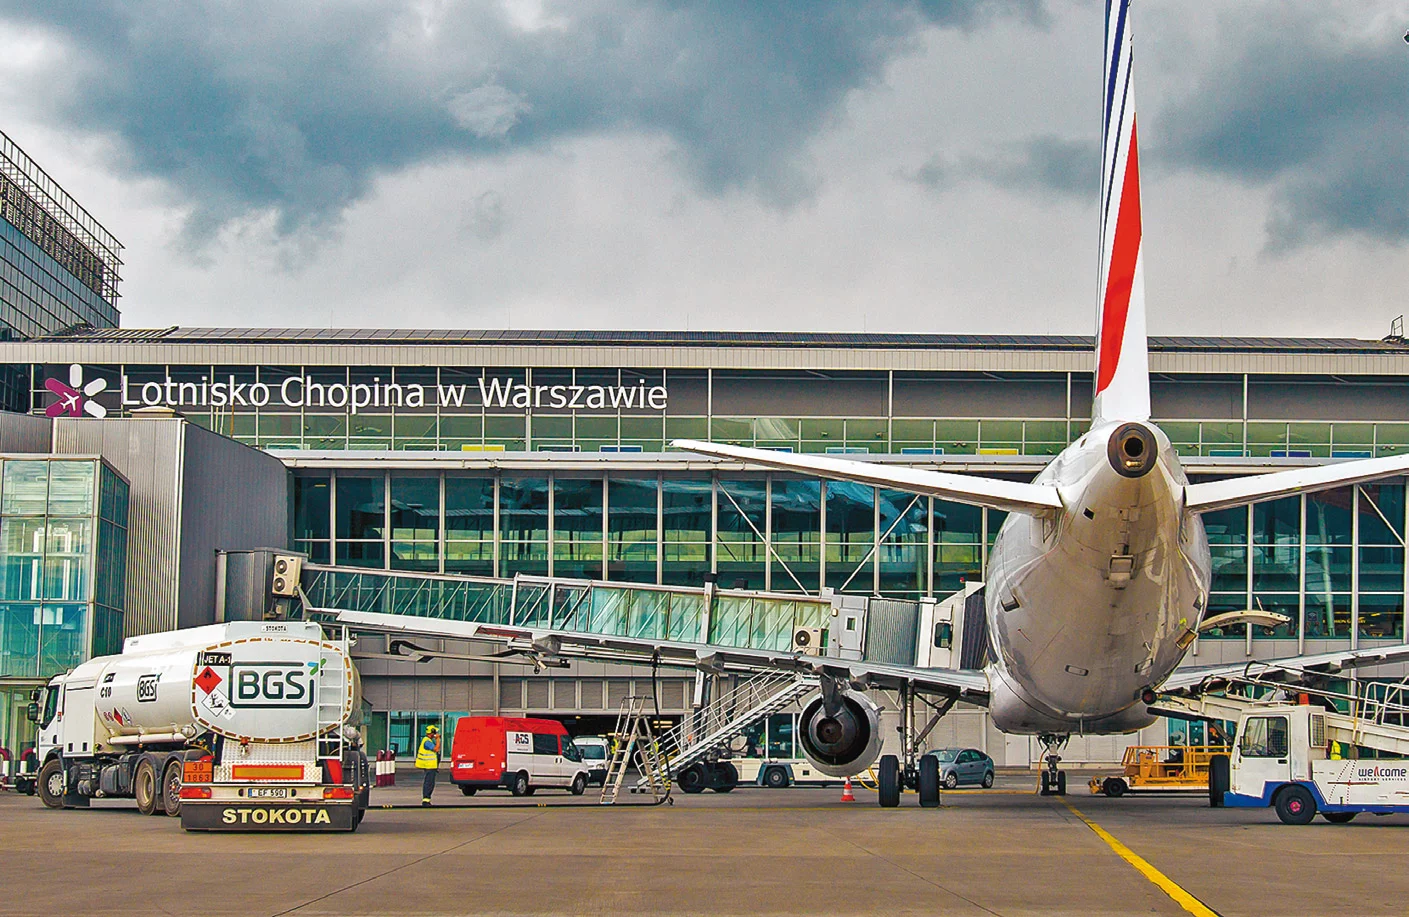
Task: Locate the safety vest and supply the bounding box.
[415,735,439,769]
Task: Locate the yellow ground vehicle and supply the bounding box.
[1089,745,1231,797]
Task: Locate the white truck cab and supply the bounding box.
[1224,704,1409,825]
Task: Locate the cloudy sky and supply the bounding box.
[1,0,1406,336]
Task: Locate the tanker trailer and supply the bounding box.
[26,620,370,831]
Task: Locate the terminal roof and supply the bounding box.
[26,327,1409,354]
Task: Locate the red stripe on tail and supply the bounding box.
[1096,121,1142,395]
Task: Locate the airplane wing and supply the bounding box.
[671,440,1062,516]
[325,607,992,702]
[1184,453,1409,515]
[1160,643,1409,694]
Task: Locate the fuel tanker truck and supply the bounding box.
[26,621,370,831]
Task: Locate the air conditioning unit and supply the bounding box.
[792,626,825,655]
[271,554,303,597]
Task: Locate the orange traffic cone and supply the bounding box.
[840,777,856,802]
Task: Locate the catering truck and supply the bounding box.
[27,621,370,831]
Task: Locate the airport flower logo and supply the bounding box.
[44,364,107,418]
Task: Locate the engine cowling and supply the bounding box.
[798,690,883,778]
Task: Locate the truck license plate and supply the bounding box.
[247,787,289,799]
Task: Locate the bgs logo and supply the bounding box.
[136,674,159,703]
[230,663,314,708]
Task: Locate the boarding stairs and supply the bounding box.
[650,671,818,785]
[600,696,670,805]
[1153,666,1409,757]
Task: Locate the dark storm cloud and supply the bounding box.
[0,0,1046,239]
[1157,13,1409,248]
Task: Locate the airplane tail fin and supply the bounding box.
[1092,0,1150,425]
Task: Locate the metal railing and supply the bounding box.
[300,564,832,654]
[655,671,817,776]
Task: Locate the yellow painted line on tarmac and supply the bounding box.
[1061,800,1221,917]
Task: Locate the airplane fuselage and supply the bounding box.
[983,420,1211,735]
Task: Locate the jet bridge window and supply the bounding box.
[1238,715,1288,758]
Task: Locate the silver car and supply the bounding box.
[926,747,995,788]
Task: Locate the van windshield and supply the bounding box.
[579,744,607,761]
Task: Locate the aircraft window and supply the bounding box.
[1239,716,1289,758]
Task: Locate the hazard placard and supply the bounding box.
[195,666,223,695]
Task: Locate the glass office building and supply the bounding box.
[0,456,129,761]
[0,131,122,414]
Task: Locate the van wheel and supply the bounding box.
[162,758,184,817]
[570,774,587,796]
[134,756,161,816]
[510,773,530,797]
[763,767,789,789]
[460,786,477,797]
[1275,785,1317,825]
[1322,812,1357,824]
[37,758,65,809]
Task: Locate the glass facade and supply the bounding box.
[0,457,128,761]
[294,470,1409,639]
[0,458,128,679]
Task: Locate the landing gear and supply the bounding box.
[1038,733,1069,796]
[878,755,901,808]
[876,680,957,808]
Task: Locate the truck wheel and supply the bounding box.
[570,774,587,796]
[510,772,530,797]
[677,763,708,794]
[1103,777,1128,798]
[37,758,66,809]
[918,756,941,808]
[711,762,739,793]
[1207,754,1230,808]
[1322,812,1357,824]
[878,754,901,808]
[161,757,184,817]
[134,756,161,816]
[1275,785,1317,825]
[763,767,789,789]
[460,786,477,797]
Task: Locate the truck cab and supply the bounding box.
[1224,704,1409,825]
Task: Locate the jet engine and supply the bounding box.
[798,689,883,778]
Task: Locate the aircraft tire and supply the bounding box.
[1056,771,1067,796]
[711,761,739,793]
[878,755,901,808]
[918,756,940,808]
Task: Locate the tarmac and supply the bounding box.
[3,770,1409,916]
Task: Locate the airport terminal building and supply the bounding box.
[2,327,1409,763]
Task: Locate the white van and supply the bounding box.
[574,736,610,786]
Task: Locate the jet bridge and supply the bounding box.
[296,563,966,669]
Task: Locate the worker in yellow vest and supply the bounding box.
[416,724,441,806]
